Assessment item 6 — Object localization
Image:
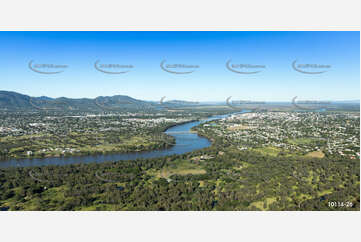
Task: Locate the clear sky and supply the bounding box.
[0,31,359,102]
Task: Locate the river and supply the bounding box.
[0,112,246,168]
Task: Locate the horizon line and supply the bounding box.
[0,90,359,103]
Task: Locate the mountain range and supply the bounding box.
[0,91,160,111]
[0,91,359,112]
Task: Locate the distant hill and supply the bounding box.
[0,91,32,109]
[1,90,358,112]
[0,91,157,111]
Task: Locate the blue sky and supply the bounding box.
[0,31,359,102]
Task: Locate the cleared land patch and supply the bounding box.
[305,150,325,158]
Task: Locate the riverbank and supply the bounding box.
[0,113,242,168]
[0,120,197,162]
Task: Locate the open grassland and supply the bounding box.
[305,150,325,158]
[252,146,281,157]
[148,160,207,179]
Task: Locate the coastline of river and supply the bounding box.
[0,111,247,168]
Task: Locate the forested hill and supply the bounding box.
[0,90,156,111]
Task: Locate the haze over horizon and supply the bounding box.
[1,90,359,104]
[0,31,359,102]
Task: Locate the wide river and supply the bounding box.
[0,112,246,168]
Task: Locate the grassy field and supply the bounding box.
[250,197,277,210]
[253,146,281,157]
[149,160,206,179]
[305,150,325,158]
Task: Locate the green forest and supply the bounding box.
[0,145,359,211]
